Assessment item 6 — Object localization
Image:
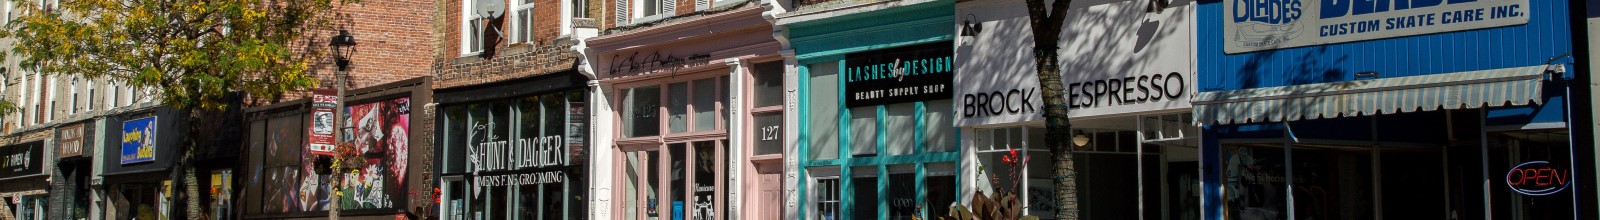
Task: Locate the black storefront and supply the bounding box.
[241,77,433,220]
[99,107,185,220]
[99,104,243,220]
[1,138,47,220]
[49,121,93,220]
[435,71,590,220]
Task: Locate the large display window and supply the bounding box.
[247,97,413,216]
[971,113,1200,220]
[613,73,731,220]
[438,90,588,220]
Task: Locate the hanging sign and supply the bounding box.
[56,123,88,158]
[1224,0,1530,53]
[308,89,338,155]
[843,42,953,108]
[121,116,158,164]
[0,141,43,177]
[1505,161,1570,196]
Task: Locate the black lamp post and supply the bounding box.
[327,28,356,220]
[330,29,357,71]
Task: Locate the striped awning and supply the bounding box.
[1194,64,1561,125]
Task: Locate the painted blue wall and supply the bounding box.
[1196,1,1578,219]
[1197,0,1574,92]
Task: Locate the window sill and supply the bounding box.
[630,14,671,25]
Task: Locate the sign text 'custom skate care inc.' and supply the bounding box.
[1225,0,1531,53]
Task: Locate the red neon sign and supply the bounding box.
[1505,161,1569,196]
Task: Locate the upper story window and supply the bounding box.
[461,0,489,55]
[630,0,671,22]
[511,0,535,44]
[69,77,76,114]
[620,76,726,138]
[570,0,586,18]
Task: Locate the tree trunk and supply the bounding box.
[183,109,204,220]
[185,149,202,219]
[1034,44,1078,220]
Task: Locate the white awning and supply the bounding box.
[1194,64,1561,125]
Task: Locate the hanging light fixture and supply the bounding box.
[1072,131,1090,148]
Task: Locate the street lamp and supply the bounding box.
[327,28,356,220]
[331,29,357,71]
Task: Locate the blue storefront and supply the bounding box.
[1196,0,1582,219]
[776,0,958,219]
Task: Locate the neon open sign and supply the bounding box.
[1505,161,1570,196]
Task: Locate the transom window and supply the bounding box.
[620,76,727,138]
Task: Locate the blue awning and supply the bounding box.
[1194,64,1562,125]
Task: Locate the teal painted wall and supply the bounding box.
[788,1,959,219]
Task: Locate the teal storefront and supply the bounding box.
[781,0,958,219]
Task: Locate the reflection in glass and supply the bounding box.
[849,106,877,157]
[669,82,689,133]
[624,86,661,137]
[807,62,840,160]
[694,78,717,131]
[851,166,879,220]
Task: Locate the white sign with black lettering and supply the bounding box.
[955,0,1195,126]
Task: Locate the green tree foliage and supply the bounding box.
[0,0,353,110]
[0,0,354,218]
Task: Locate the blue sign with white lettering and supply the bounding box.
[121,116,158,164]
[1225,0,1530,53]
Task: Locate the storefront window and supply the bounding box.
[751,62,784,107]
[887,166,916,219]
[752,113,783,155]
[807,62,840,161]
[668,83,689,133]
[926,163,958,218]
[848,106,876,156]
[924,100,956,153]
[886,103,915,155]
[440,90,587,220]
[814,177,841,220]
[693,78,717,131]
[850,166,878,220]
[692,142,719,219]
[625,86,662,138]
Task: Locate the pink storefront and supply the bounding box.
[585,3,785,220]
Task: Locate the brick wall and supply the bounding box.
[434,0,584,90]
[312,0,439,91]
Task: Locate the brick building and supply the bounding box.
[235,0,442,219]
[431,0,599,219]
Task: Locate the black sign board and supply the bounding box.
[843,42,953,108]
[0,141,44,177]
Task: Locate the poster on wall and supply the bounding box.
[121,116,158,164]
[332,97,411,210]
[954,0,1193,126]
[0,141,43,177]
[1224,0,1530,53]
[843,42,954,108]
[308,89,338,156]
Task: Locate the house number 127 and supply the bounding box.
[760,126,780,141]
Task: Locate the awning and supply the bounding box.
[1194,64,1561,125]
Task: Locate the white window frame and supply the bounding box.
[69,76,77,114]
[632,0,671,23]
[806,167,841,220]
[509,0,535,44]
[460,0,486,56]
